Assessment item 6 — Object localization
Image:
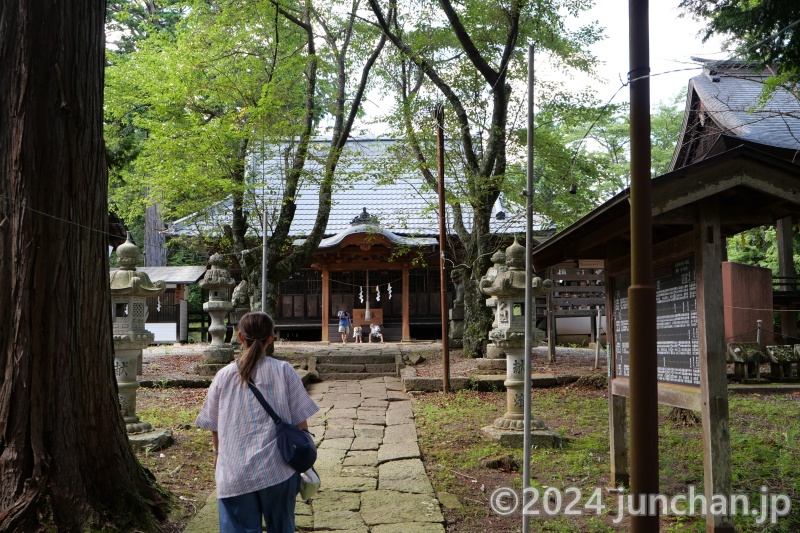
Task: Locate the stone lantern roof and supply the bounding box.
[110,234,166,297]
[480,239,552,298]
[198,253,236,291]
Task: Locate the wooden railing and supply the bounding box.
[773,277,800,291]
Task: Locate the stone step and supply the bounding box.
[321,372,397,381]
[316,363,397,374]
[316,354,396,365]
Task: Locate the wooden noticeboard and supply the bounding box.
[607,199,733,532]
[612,256,700,386]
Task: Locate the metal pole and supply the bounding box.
[436,104,450,392]
[628,1,659,531]
[261,209,268,312]
[522,43,534,533]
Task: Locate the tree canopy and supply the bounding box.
[680,1,800,85]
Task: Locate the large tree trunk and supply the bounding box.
[0,2,169,531]
[144,201,167,266]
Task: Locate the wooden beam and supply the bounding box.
[653,171,800,217]
[777,217,797,341]
[606,251,628,486]
[402,266,410,341]
[606,230,695,277]
[696,198,735,532]
[321,266,330,343]
[610,378,701,411]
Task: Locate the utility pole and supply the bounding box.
[628,1,659,531]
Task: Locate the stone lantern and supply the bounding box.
[198,253,236,376]
[479,238,562,447]
[109,234,169,445]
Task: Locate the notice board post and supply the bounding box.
[607,198,733,532]
[696,198,733,532]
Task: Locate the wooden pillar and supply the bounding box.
[696,198,734,533]
[607,274,629,486]
[321,266,330,343]
[402,266,410,341]
[777,216,797,341]
[547,293,556,362]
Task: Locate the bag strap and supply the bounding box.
[247,382,283,425]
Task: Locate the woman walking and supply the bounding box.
[196,311,318,533]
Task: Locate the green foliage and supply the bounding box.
[679,1,800,85]
[105,1,310,239]
[414,388,800,531]
[726,225,800,275]
[505,90,686,230]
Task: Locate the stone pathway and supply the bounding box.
[185,368,445,532]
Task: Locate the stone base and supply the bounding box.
[486,344,506,359]
[449,306,464,321]
[126,419,154,434]
[448,339,463,349]
[481,425,564,448]
[196,363,229,376]
[477,358,506,371]
[203,345,234,363]
[128,428,174,451]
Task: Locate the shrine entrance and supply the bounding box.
[279,208,443,342]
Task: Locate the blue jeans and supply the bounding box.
[218,472,301,533]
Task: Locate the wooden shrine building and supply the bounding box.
[169,138,540,342]
[530,58,800,532]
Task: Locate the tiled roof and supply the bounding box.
[110,266,207,284]
[169,138,548,239]
[689,59,800,151]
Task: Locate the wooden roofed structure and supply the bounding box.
[169,138,550,341]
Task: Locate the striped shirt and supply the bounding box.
[195,356,319,498]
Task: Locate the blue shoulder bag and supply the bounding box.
[247,382,317,472]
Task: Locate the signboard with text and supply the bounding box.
[613,256,699,386]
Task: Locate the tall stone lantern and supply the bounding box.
[110,234,167,437]
[198,253,236,376]
[479,238,562,447]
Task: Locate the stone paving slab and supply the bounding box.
[325,426,355,439]
[354,425,384,439]
[319,475,377,492]
[340,465,378,478]
[350,437,382,451]
[343,450,379,467]
[378,459,435,494]
[377,442,421,463]
[371,523,446,533]
[310,492,361,512]
[382,422,416,444]
[360,398,389,407]
[327,417,356,429]
[360,490,444,525]
[313,510,367,531]
[318,437,353,450]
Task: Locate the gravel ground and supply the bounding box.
[141,342,609,382]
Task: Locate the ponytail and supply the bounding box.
[236,311,275,384]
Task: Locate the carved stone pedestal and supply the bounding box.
[448,304,464,349]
